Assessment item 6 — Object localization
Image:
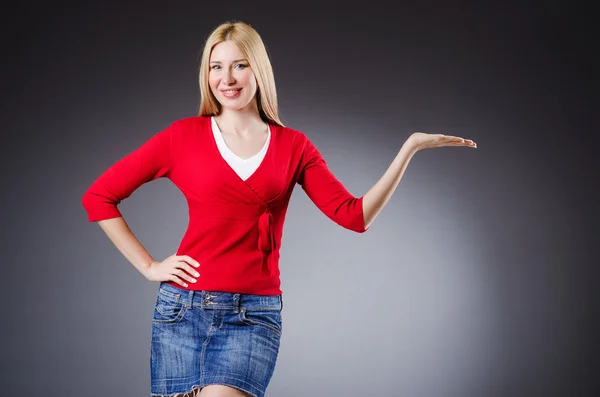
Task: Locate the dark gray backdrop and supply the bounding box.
[3,1,597,396]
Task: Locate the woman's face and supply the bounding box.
[209,40,258,112]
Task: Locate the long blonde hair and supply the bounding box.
[198,21,284,127]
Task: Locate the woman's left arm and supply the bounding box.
[297,132,476,232]
[362,133,477,229]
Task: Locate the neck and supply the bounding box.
[214,107,266,136]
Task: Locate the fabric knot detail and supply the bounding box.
[258,209,277,276]
[258,210,274,251]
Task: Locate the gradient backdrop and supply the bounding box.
[3,2,597,396]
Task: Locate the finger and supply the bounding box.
[173,261,200,279]
[457,139,476,146]
[178,255,201,268]
[440,142,470,147]
[456,137,476,146]
[173,268,197,284]
[447,136,466,142]
[440,137,465,145]
[453,142,476,147]
[170,275,189,288]
[180,263,200,278]
[443,137,475,146]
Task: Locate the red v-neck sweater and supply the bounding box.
[82,116,368,295]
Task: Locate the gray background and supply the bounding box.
[2,1,597,396]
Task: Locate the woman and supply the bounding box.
[81,20,476,397]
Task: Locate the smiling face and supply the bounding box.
[209,40,258,112]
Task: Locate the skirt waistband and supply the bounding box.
[158,282,283,312]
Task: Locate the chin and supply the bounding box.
[221,101,254,112]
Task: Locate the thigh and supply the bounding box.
[199,384,252,396]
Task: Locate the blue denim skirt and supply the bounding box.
[150,282,283,397]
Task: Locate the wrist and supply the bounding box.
[407,135,421,151]
[141,260,156,279]
[402,137,420,155]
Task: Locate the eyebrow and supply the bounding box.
[209,59,248,64]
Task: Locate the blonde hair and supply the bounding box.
[198,20,284,127]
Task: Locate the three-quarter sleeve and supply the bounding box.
[297,136,368,233]
[81,122,175,222]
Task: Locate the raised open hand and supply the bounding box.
[408,132,477,151]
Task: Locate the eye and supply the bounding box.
[211,65,221,70]
[235,63,248,69]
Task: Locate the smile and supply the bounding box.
[221,89,242,98]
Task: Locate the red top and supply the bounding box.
[82,116,368,295]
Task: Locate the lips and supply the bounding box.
[221,88,242,98]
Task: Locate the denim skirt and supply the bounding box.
[150,282,283,397]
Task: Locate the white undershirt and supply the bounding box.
[211,117,271,181]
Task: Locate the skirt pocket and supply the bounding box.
[239,307,282,336]
[152,289,187,324]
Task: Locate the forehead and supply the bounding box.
[210,40,244,62]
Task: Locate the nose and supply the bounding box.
[222,68,236,85]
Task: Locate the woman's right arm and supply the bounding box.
[97,217,156,278]
[97,217,199,287]
[82,121,200,287]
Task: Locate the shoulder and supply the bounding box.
[170,115,209,131]
[273,125,323,167]
[161,116,210,141]
[274,124,312,149]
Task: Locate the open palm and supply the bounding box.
[409,132,477,151]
